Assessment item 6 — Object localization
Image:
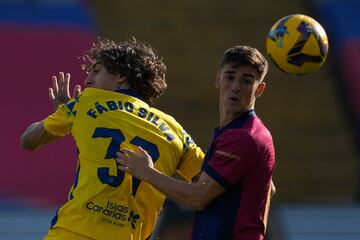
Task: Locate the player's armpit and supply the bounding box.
[20,121,60,151]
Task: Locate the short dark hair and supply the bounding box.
[219,46,268,80]
[81,38,167,105]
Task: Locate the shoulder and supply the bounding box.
[215,118,274,157]
[80,88,122,100]
[64,88,94,108]
[242,116,275,162]
[250,116,274,148]
[150,107,198,147]
[79,87,100,98]
[241,116,274,145]
[216,129,258,154]
[150,107,183,130]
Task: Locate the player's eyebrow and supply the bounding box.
[224,70,236,74]
[242,73,255,79]
[224,70,255,79]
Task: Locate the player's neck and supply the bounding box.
[219,107,254,128]
[219,112,241,128]
[115,82,130,91]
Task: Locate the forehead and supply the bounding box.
[221,64,259,78]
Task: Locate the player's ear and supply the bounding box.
[255,81,266,98]
[215,71,220,89]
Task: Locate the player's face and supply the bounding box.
[84,63,122,91]
[216,64,266,120]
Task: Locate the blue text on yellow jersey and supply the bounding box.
[43,88,204,240]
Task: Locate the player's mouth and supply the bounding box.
[229,96,239,103]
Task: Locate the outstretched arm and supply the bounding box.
[116,148,226,210]
[21,72,80,150]
[20,121,59,151]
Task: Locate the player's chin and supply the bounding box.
[224,98,239,108]
[224,109,241,118]
[226,101,242,110]
[227,106,250,118]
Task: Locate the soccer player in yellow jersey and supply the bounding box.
[20,38,204,240]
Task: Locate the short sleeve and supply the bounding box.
[43,99,78,136]
[176,130,204,182]
[204,130,259,189]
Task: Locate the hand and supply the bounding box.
[49,72,81,111]
[116,147,154,181]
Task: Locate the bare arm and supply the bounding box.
[20,121,60,151]
[116,148,226,210]
[21,72,81,151]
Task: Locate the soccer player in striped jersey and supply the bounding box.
[116,46,275,240]
[20,38,204,240]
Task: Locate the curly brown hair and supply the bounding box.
[81,38,167,105]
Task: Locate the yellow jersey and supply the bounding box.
[43,88,204,240]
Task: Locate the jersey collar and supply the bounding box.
[213,109,256,139]
[115,89,145,102]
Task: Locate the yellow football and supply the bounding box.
[266,14,329,75]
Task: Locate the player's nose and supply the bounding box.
[84,77,94,87]
[230,80,241,92]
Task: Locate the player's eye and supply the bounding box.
[225,75,234,81]
[242,78,253,85]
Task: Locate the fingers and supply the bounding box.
[116,150,131,166]
[58,72,70,99]
[115,148,142,167]
[115,148,153,179]
[120,148,140,158]
[52,72,81,102]
[58,72,65,91]
[64,73,71,98]
[137,146,149,157]
[51,72,67,96]
[73,85,81,98]
[53,72,70,95]
[122,146,148,158]
[48,88,55,101]
[51,76,59,95]
[116,150,134,174]
[118,165,129,172]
